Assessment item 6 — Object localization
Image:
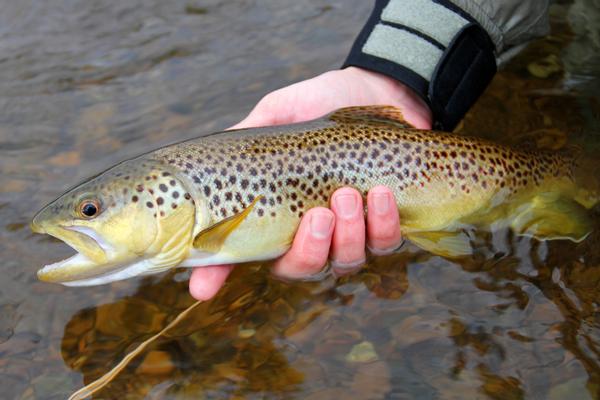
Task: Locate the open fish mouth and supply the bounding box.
[32,224,159,286]
[32,224,115,284]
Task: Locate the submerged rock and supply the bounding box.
[345,341,378,363]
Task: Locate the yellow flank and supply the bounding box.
[30,106,599,285]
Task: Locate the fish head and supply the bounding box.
[31,159,199,286]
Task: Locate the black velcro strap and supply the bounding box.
[429,23,496,130]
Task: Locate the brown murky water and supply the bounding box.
[1,1,600,399]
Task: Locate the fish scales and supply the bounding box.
[31,106,597,286]
[150,114,569,232]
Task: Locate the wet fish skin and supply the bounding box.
[31,106,598,286]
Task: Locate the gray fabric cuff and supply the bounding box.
[343,0,497,130]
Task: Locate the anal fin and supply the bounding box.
[511,193,592,242]
[406,230,472,258]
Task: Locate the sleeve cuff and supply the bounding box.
[343,0,497,131]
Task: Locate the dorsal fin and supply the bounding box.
[327,106,416,129]
[193,195,263,253]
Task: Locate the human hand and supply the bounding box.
[189,67,431,300]
[230,66,432,130]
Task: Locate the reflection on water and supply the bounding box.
[1,1,600,399]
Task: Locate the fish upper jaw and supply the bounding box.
[30,212,50,235]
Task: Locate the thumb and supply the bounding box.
[228,94,284,130]
[228,109,275,130]
[228,89,299,130]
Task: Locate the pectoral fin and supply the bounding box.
[511,193,592,242]
[193,196,263,253]
[406,231,472,257]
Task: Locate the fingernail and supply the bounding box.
[372,192,390,215]
[334,194,358,218]
[310,212,333,238]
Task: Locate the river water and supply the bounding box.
[1,1,600,399]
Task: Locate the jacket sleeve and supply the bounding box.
[451,0,550,59]
[343,0,550,130]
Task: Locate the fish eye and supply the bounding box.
[78,200,100,218]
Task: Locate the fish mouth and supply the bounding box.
[32,224,119,284]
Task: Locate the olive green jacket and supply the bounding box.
[453,0,549,61]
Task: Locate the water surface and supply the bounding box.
[1,1,600,399]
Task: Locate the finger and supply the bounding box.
[366,186,403,254]
[189,265,234,300]
[330,188,366,268]
[272,207,335,279]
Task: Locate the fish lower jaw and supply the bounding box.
[37,253,97,282]
[37,253,165,287]
[59,259,159,286]
[40,247,290,286]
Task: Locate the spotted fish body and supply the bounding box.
[31,106,598,286]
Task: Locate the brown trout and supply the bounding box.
[31,106,598,286]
